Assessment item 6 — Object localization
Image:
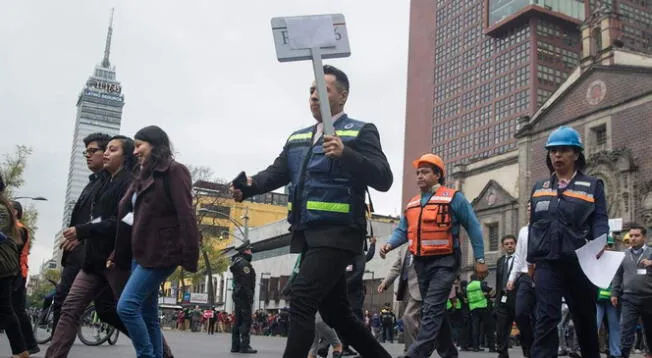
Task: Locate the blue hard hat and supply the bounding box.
[545,126,584,151]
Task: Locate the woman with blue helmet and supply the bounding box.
[528,126,609,358]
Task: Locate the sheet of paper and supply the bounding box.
[576,234,625,288]
[286,15,336,50]
[608,218,623,232]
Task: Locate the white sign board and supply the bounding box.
[190,293,208,304]
[158,296,177,305]
[271,14,351,62]
[609,218,623,232]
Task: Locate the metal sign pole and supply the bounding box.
[310,47,334,136]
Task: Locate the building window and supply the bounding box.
[486,223,499,252]
[589,124,608,153]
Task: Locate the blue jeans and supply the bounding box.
[596,301,621,356]
[117,261,175,358]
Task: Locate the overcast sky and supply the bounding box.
[0,1,410,276]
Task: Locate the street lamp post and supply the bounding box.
[364,270,375,312]
[259,272,272,310]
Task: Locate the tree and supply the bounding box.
[0,145,39,236]
[165,165,231,306]
[26,269,60,307]
[191,167,232,307]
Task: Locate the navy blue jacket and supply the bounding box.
[527,172,609,263]
[247,115,392,253]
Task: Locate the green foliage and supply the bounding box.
[1,145,39,240]
[26,269,60,307]
[1,145,32,197]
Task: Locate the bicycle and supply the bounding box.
[33,304,117,346]
[77,305,117,346]
[32,303,54,344]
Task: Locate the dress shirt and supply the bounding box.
[312,112,345,144]
[508,225,530,283]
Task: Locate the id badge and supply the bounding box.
[345,264,353,272]
[637,268,647,275]
[122,212,134,226]
[501,295,508,304]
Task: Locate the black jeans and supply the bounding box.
[12,276,37,349]
[0,276,26,354]
[471,307,493,350]
[495,294,515,358]
[531,260,599,358]
[514,274,535,356]
[619,294,652,358]
[283,246,390,358]
[52,263,81,334]
[382,324,394,343]
[232,300,253,350]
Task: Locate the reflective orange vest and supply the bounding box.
[406,186,456,257]
[16,221,29,278]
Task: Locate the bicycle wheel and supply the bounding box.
[108,328,119,345]
[77,305,111,346]
[33,308,54,344]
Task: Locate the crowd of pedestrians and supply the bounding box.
[0,126,201,358]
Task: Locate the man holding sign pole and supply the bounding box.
[230,64,393,358]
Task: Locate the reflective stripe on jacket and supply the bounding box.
[285,116,367,231]
[528,173,606,262]
[405,186,456,256]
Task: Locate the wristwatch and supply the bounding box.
[475,258,486,264]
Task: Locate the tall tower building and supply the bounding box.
[402,0,652,203]
[54,11,124,265]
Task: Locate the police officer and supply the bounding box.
[230,245,257,354]
[380,153,487,358]
[528,126,609,358]
[380,304,396,343]
[230,65,393,358]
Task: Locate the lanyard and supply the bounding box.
[630,246,648,266]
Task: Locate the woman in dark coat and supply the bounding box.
[113,126,199,358]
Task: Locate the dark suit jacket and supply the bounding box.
[495,255,514,301]
[246,116,393,253]
[113,159,199,272]
[77,169,132,274]
[64,172,107,266]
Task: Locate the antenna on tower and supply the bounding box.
[101,8,114,68]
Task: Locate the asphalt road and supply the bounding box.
[0,330,531,357]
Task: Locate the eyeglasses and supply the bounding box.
[83,148,103,156]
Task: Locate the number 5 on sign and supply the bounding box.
[271,14,351,136]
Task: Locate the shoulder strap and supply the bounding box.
[366,188,375,239]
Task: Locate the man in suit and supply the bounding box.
[378,246,421,353]
[495,234,517,358]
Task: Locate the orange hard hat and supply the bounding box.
[412,153,446,177]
